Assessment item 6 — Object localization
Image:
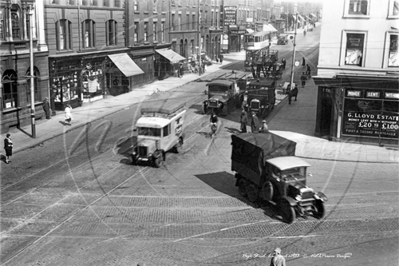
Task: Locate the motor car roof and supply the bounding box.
[266,156,311,171]
[136,116,170,128]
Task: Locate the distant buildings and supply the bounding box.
[314,0,399,144]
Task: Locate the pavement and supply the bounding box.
[1,51,398,164]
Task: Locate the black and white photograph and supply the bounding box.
[1,0,398,265]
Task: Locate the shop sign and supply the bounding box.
[224,6,237,26]
[366,91,380,98]
[346,90,362,97]
[342,99,399,139]
[385,92,399,99]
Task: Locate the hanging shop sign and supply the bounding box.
[224,6,237,26]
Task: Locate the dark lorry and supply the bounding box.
[243,79,276,119]
[231,132,327,223]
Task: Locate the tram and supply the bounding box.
[244,30,278,74]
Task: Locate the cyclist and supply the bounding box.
[210,112,218,136]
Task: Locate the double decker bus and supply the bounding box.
[244,30,278,72]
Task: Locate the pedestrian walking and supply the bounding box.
[64,104,73,125]
[250,112,259,133]
[270,247,286,266]
[281,58,286,70]
[215,54,219,63]
[303,29,306,36]
[302,57,306,68]
[300,72,307,88]
[306,64,311,77]
[240,109,248,133]
[4,133,13,164]
[259,120,269,133]
[42,97,51,119]
[179,63,184,78]
[219,54,224,64]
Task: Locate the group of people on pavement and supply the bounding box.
[239,108,269,134]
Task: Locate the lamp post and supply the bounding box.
[27,3,36,138]
[197,0,202,76]
[289,13,298,94]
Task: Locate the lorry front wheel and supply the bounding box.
[313,199,325,219]
[277,199,296,224]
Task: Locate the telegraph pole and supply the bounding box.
[197,0,202,76]
[28,4,36,138]
[289,13,298,93]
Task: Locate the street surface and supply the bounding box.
[1,25,398,266]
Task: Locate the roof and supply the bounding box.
[263,24,278,32]
[140,99,186,115]
[245,30,271,37]
[248,79,275,87]
[136,116,170,128]
[207,79,235,87]
[231,133,296,160]
[266,156,311,171]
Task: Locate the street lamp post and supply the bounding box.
[289,13,298,94]
[197,0,202,76]
[28,4,36,138]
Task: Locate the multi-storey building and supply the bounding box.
[314,0,399,145]
[129,0,223,80]
[222,0,275,52]
[1,0,48,133]
[45,0,133,113]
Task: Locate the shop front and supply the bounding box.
[154,48,186,80]
[49,51,144,111]
[314,75,399,145]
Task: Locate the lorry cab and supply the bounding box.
[132,100,186,167]
[203,79,238,115]
[245,79,276,118]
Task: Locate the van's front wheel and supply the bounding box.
[153,151,163,168]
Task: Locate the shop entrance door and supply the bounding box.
[320,88,333,136]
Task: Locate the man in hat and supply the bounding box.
[270,247,286,266]
[240,109,248,133]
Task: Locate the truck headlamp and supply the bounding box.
[295,194,302,201]
[132,151,136,155]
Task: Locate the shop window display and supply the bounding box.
[82,62,103,100]
[53,71,80,110]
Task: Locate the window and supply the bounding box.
[178,14,181,31]
[11,4,21,39]
[186,13,189,30]
[144,22,148,42]
[153,0,158,13]
[0,8,4,40]
[153,22,157,41]
[26,67,40,104]
[134,22,139,42]
[161,22,165,42]
[114,0,120,8]
[345,33,365,66]
[388,34,398,67]
[163,125,170,136]
[346,0,369,16]
[82,19,95,48]
[388,0,399,18]
[106,20,117,46]
[171,14,175,31]
[56,19,72,50]
[2,70,18,109]
[192,15,195,30]
[134,1,139,11]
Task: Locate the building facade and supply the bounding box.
[1,0,49,133]
[314,0,399,145]
[45,0,134,113]
[222,0,275,53]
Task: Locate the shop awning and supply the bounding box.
[246,28,254,33]
[263,24,278,32]
[156,48,186,64]
[310,13,316,18]
[107,53,144,77]
[297,14,305,22]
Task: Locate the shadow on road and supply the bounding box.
[195,171,283,223]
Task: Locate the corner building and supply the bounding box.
[314,0,399,145]
[1,0,49,133]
